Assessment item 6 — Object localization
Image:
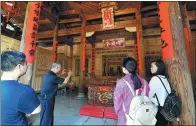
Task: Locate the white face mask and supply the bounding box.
[151,62,158,74]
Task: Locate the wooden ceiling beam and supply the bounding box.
[18,5,156,26]
[143,10,158,17]
[18,8,136,26]
[39,19,51,24]
[38,18,196,42]
[67,1,85,20]
[37,18,138,38]
[59,9,77,15]
[41,4,57,25]
[59,18,80,24]
[190,24,196,30]
[37,16,160,39]
[37,39,53,43]
[142,16,159,25]
[188,10,196,21]
[141,5,157,11]
[39,8,136,25]
[35,9,195,26]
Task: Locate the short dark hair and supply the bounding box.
[1,51,26,71]
[151,59,166,76]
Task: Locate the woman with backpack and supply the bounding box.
[149,59,171,126]
[113,57,150,125]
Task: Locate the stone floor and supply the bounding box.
[28,91,117,125]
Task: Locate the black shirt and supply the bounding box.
[40,70,65,99]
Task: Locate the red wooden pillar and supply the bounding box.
[158,2,195,125]
[180,5,194,71]
[91,43,96,74]
[52,22,59,63]
[180,3,196,101]
[136,7,146,78]
[20,2,42,85]
[77,18,86,99]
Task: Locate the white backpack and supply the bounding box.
[122,79,157,125]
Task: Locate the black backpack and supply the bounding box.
[155,76,182,121]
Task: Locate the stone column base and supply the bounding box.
[76,93,86,99]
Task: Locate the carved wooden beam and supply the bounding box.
[37,18,137,38]
[190,24,196,30]
[37,23,196,43]
[143,10,158,17]
[141,5,157,11]
[142,16,159,25]
[29,8,137,26]
[37,16,159,38]
[59,9,77,15]
[17,5,161,26]
[37,39,53,43]
[67,1,85,20]
[188,10,196,21]
[41,4,58,24]
[39,19,51,24]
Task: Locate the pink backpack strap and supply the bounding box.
[122,78,135,96]
[141,80,147,96]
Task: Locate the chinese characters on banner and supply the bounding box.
[24,2,42,64]
[103,38,125,48]
[81,38,86,71]
[134,42,138,65]
[157,2,175,61]
[102,7,114,29]
[52,40,58,63]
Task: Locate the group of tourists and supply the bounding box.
[1,50,181,126]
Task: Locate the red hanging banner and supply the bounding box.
[103,38,125,48]
[92,45,96,72]
[184,28,193,70]
[134,43,138,61]
[24,2,42,64]
[52,40,58,63]
[158,2,175,61]
[81,38,86,71]
[102,7,114,29]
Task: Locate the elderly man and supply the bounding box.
[40,62,73,125]
[1,51,41,125]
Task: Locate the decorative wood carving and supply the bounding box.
[1,35,20,52]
